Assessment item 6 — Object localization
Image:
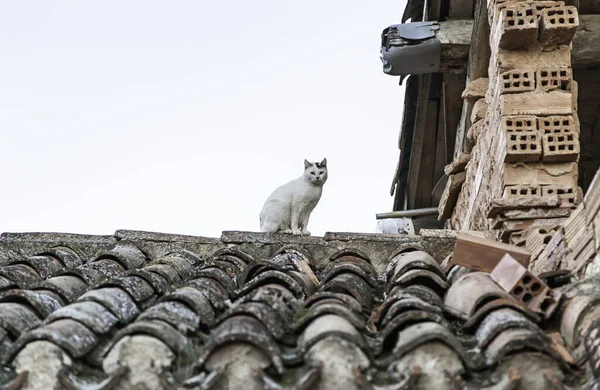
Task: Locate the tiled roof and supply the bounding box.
[0,230,596,389]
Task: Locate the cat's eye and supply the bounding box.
[311,172,316,175]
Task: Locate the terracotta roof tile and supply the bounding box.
[0,229,596,388]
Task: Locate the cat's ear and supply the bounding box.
[304,159,312,169]
[320,158,327,167]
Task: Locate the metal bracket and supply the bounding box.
[380,21,442,83]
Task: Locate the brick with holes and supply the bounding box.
[490,253,550,307]
[501,115,537,160]
[594,212,600,251]
[539,6,579,46]
[488,0,536,25]
[564,203,587,246]
[586,169,600,225]
[541,130,579,162]
[501,139,542,163]
[495,4,539,49]
[503,184,542,198]
[530,228,566,275]
[541,185,578,208]
[536,68,572,92]
[538,115,580,162]
[545,229,567,268]
[538,115,578,134]
[565,226,595,275]
[526,226,560,261]
[509,230,529,247]
[530,288,563,319]
[499,70,536,94]
[531,1,566,16]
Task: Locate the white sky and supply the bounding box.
[1,0,408,238]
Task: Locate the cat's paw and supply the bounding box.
[302,230,311,236]
[291,228,302,235]
[280,229,293,234]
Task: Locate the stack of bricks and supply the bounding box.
[448,0,582,274]
[532,169,600,278]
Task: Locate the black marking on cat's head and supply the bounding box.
[316,158,327,169]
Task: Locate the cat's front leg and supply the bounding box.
[290,204,302,235]
[299,212,311,236]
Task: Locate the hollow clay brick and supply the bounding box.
[497,5,539,49]
[504,184,542,198]
[536,68,572,92]
[541,185,578,208]
[539,6,579,46]
[500,70,536,94]
[500,115,541,162]
[491,254,549,307]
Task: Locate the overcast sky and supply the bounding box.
[1,0,408,238]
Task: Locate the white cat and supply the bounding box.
[260,158,328,235]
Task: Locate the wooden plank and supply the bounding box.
[452,232,531,272]
[565,0,600,14]
[438,20,474,72]
[580,1,600,13]
[393,76,420,210]
[572,15,600,68]
[434,98,447,196]
[429,0,443,21]
[443,73,466,163]
[442,81,450,165]
[467,0,491,80]
[449,0,475,18]
[432,175,449,206]
[407,75,432,209]
[417,99,440,208]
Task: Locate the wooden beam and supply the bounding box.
[407,74,432,209]
[442,73,466,163]
[572,15,600,68]
[437,15,600,72]
[437,20,473,72]
[564,0,600,14]
[393,76,420,211]
[449,0,475,18]
[452,232,531,272]
[434,96,447,186]
[416,99,439,207]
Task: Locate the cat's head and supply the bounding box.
[303,158,328,185]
